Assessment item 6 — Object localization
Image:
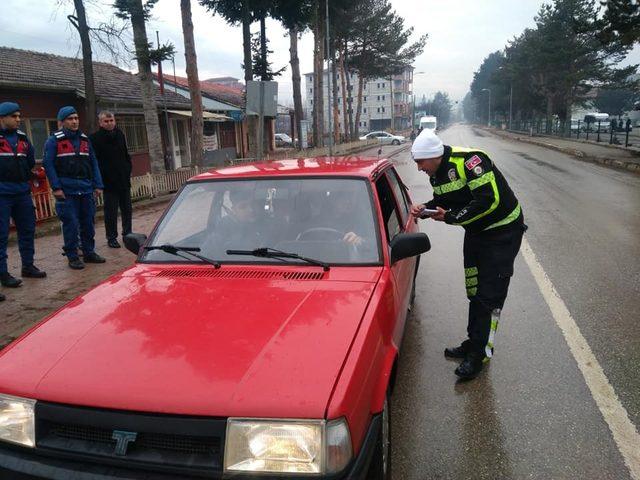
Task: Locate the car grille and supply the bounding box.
[35,402,226,478]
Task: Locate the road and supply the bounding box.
[390,124,640,479]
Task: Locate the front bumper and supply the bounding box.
[0,415,381,480]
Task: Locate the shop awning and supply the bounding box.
[168,110,233,122]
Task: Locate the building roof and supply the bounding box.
[156,73,244,108]
[0,46,190,108]
[190,157,390,181]
[205,76,239,82]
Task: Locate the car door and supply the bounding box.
[379,133,392,145]
[374,169,416,346]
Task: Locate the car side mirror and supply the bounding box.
[390,233,431,264]
[123,233,148,255]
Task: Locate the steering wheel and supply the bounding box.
[296,227,344,241]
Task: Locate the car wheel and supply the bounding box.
[392,139,400,145]
[368,395,391,480]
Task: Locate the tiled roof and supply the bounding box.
[155,73,244,108]
[0,46,190,107]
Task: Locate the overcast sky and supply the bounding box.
[3,0,639,106]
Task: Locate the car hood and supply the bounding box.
[0,265,381,419]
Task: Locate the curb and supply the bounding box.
[475,127,640,175]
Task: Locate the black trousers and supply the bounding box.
[463,222,526,357]
[103,189,132,241]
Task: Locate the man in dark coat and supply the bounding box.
[90,111,132,248]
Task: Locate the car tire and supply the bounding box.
[367,395,391,480]
[392,140,400,145]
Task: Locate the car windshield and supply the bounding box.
[423,122,436,129]
[143,178,381,265]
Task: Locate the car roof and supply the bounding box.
[190,157,392,181]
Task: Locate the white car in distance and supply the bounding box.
[359,131,406,145]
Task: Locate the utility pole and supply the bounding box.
[325,0,333,155]
[509,83,513,130]
[482,88,492,127]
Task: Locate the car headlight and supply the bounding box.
[0,394,36,448]
[224,418,352,474]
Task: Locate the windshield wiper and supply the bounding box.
[226,247,330,271]
[144,244,221,269]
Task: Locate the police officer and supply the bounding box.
[410,129,527,380]
[0,102,46,301]
[43,106,105,270]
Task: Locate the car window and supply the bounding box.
[385,169,409,225]
[144,178,381,265]
[375,175,402,242]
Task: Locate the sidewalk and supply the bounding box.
[476,126,640,174]
[0,143,408,349]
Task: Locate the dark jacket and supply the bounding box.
[89,128,132,191]
[43,129,103,194]
[424,145,522,234]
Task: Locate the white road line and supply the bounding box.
[520,238,640,480]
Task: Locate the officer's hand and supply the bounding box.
[343,231,363,246]
[94,189,103,198]
[431,207,447,222]
[410,203,426,218]
[53,189,65,200]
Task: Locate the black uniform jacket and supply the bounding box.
[424,145,522,234]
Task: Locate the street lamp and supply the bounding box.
[412,71,426,130]
[481,88,491,127]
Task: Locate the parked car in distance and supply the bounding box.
[359,131,406,145]
[582,113,610,133]
[274,132,293,147]
[0,157,431,479]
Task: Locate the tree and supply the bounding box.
[68,0,97,133]
[271,0,314,149]
[346,0,427,138]
[430,91,453,127]
[250,31,286,81]
[114,0,166,172]
[180,0,204,167]
[593,87,640,117]
[598,0,640,47]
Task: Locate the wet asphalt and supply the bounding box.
[389,124,640,479]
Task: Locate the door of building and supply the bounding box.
[170,118,191,168]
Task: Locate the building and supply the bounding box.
[205,76,244,90]
[156,74,277,160]
[0,46,194,174]
[304,66,413,135]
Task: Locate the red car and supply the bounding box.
[0,157,430,479]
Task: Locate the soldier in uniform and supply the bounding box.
[410,129,527,379]
[43,106,105,270]
[0,102,46,301]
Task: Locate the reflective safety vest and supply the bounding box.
[429,146,521,233]
[53,130,92,180]
[0,130,31,182]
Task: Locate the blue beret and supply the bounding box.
[0,102,20,117]
[57,106,77,122]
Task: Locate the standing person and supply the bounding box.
[43,106,105,270]
[409,129,527,380]
[0,102,46,301]
[90,111,132,248]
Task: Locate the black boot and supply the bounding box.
[0,292,5,302]
[107,239,121,248]
[444,339,472,359]
[21,264,47,278]
[83,252,106,264]
[0,272,22,288]
[454,351,486,380]
[68,258,85,270]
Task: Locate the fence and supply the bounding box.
[505,118,636,148]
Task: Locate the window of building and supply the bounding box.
[377,107,380,113]
[22,118,57,160]
[309,88,313,93]
[382,107,385,113]
[118,115,149,154]
[377,95,380,101]
[382,83,385,88]
[364,121,367,127]
[364,108,367,113]
[382,95,385,101]
[364,96,367,102]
